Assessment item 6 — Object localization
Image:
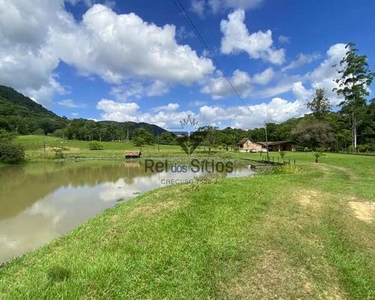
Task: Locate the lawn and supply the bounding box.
[1,152,375,299]
[16,135,214,160]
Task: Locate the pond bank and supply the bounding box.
[2,153,375,299]
[21,155,259,168]
[0,161,255,264]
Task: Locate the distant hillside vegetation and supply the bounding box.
[97,121,167,137]
[0,85,167,140]
[0,85,67,135]
[2,85,373,151]
[0,85,60,119]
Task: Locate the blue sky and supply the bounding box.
[0,0,374,129]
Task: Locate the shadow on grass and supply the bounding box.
[47,266,71,283]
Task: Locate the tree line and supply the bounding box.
[0,43,374,155]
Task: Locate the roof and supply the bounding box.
[237,139,263,146]
[236,138,249,146]
[257,141,294,146]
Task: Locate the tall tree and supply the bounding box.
[292,119,336,151]
[307,88,331,120]
[123,122,132,142]
[158,132,175,145]
[199,126,217,154]
[333,42,375,150]
[133,128,155,145]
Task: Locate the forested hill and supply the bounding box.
[0,85,167,139]
[97,121,167,137]
[0,85,60,119]
[0,85,68,135]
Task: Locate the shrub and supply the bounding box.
[0,142,25,163]
[33,128,45,135]
[52,148,64,159]
[260,166,301,175]
[0,129,16,142]
[313,151,325,163]
[53,129,64,138]
[133,137,145,147]
[295,145,305,152]
[279,151,286,161]
[89,142,104,150]
[358,144,372,153]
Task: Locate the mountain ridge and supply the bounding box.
[0,85,167,136]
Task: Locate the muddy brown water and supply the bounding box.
[0,161,255,263]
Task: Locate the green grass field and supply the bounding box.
[16,135,219,160]
[14,135,309,162]
[1,136,375,299]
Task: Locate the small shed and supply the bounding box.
[124,151,141,159]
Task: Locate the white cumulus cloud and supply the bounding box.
[292,82,313,101]
[278,35,290,44]
[190,0,206,17]
[50,5,214,85]
[110,80,170,102]
[152,103,180,113]
[306,43,347,106]
[191,0,264,16]
[97,99,196,129]
[199,97,308,128]
[201,67,276,99]
[0,1,214,106]
[201,70,252,99]
[96,100,140,122]
[220,10,285,65]
[252,67,275,85]
[97,95,309,130]
[58,99,87,108]
[282,53,321,72]
[66,0,116,8]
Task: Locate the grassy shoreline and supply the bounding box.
[15,135,264,165]
[1,151,375,299]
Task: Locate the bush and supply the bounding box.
[33,128,45,135]
[315,147,326,152]
[279,151,286,161]
[260,166,301,175]
[133,137,145,147]
[52,148,64,159]
[0,129,16,142]
[294,145,304,152]
[53,129,64,138]
[89,142,104,150]
[0,142,25,163]
[357,144,372,153]
[313,151,325,163]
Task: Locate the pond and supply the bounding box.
[0,161,255,263]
